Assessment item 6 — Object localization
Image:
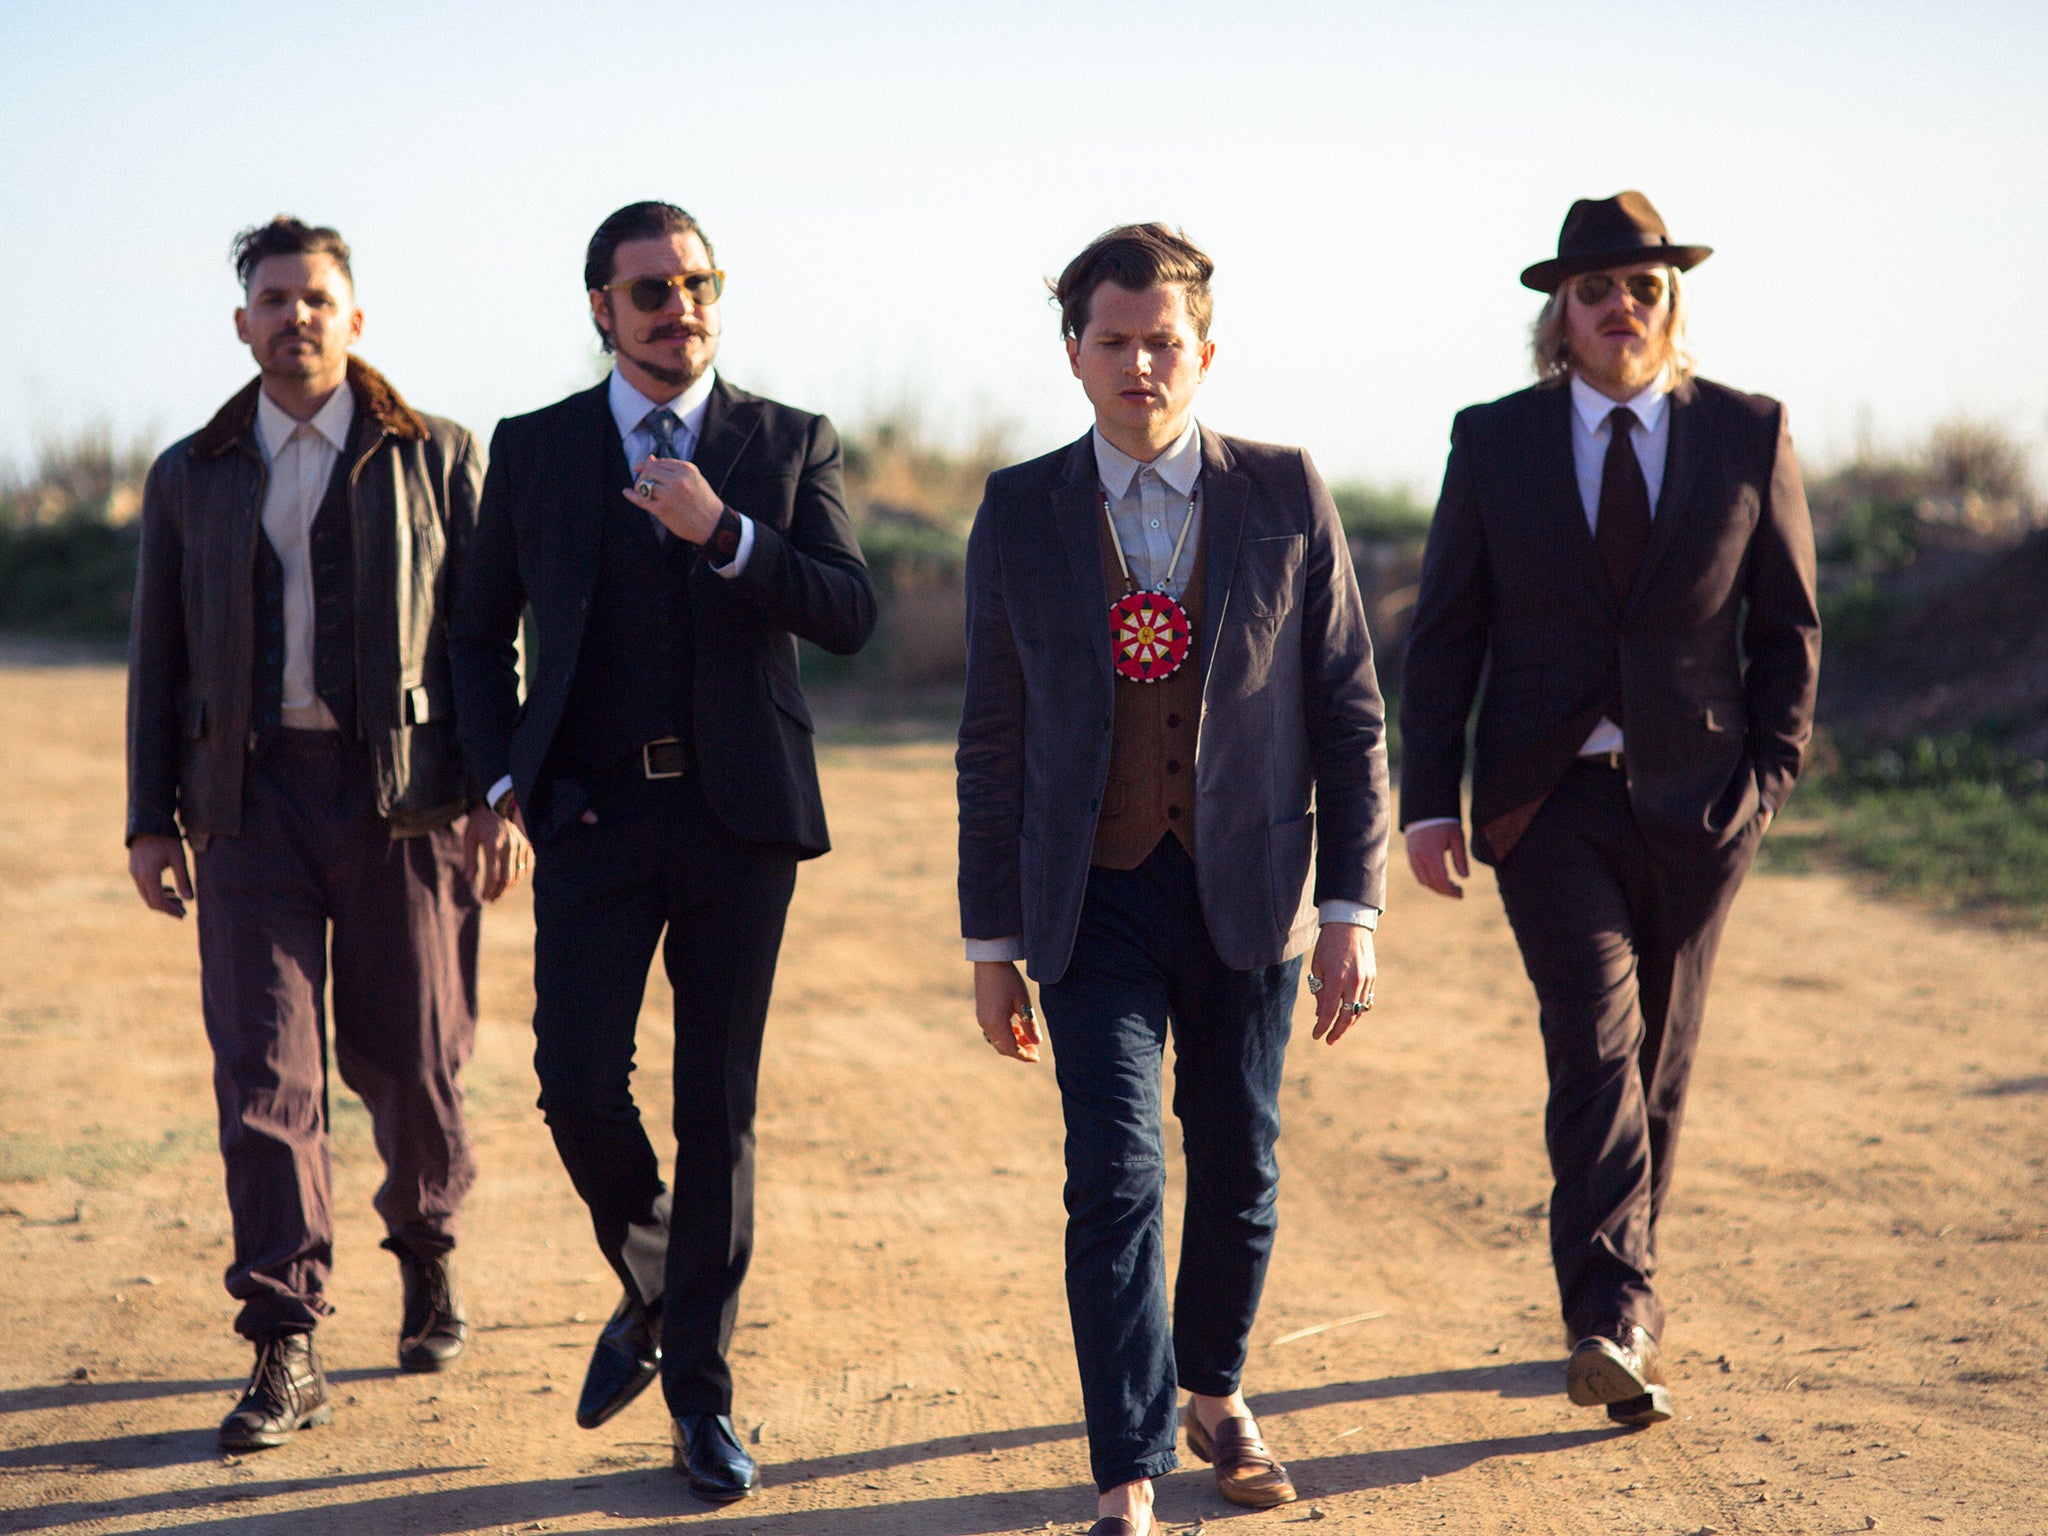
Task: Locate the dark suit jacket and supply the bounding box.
[449,376,875,858]
[1400,377,1821,865]
[957,429,1391,984]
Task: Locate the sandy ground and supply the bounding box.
[2,658,2046,1536]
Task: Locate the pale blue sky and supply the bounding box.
[3,0,2044,491]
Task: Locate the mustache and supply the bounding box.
[641,320,715,343]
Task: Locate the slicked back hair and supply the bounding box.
[584,201,716,354]
[231,216,352,291]
[1051,223,1215,342]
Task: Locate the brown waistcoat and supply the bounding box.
[1091,508,1206,870]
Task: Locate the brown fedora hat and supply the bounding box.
[1520,191,1712,293]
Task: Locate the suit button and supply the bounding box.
[1166,805,1182,820]
[1165,713,1180,728]
[1088,797,1099,812]
[1166,760,1181,774]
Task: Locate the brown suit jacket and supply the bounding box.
[1399,377,1820,864]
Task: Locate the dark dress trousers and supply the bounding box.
[1400,377,1820,1341]
[958,429,1389,1490]
[450,376,874,1416]
[125,363,486,1338]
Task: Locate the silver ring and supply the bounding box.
[1019,1006,1036,1023]
[1341,999,1369,1016]
[636,478,657,500]
[1305,974,1324,994]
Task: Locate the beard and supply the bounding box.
[605,301,718,389]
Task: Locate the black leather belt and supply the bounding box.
[641,737,689,780]
[1575,749,1626,771]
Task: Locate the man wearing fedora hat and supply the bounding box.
[1401,191,1820,1426]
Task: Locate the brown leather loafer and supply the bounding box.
[1184,1407,1297,1508]
[1566,1323,1674,1425]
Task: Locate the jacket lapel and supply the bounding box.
[690,377,761,497]
[1051,434,1112,685]
[1629,385,1701,609]
[1532,386,1618,620]
[556,381,615,605]
[1196,427,1250,694]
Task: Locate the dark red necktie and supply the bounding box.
[1595,406,1651,603]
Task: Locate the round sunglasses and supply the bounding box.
[602,270,726,312]
[1571,271,1667,307]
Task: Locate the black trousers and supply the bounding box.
[194,731,480,1339]
[1038,835,1301,1493]
[530,766,798,1417]
[1494,758,1762,1342]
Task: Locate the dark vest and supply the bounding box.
[1090,505,1206,870]
[550,439,696,778]
[251,422,358,747]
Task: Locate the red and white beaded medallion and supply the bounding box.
[1101,486,1198,685]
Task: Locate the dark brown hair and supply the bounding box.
[1051,223,1214,341]
[584,202,716,354]
[230,216,352,290]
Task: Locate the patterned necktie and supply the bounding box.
[1595,406,1652,604]
[641,407,682,542]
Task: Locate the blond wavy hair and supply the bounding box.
[1531,266,1697,391]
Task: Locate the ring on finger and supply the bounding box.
[1340,999,1369,1016]
[636,478,657,499]
[1305,974,1324,994]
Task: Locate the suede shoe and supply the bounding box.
[671,1413,757,1503]
[1566,1322,1674,1426]
[220,1330,332,1450]
[396,1248,469,1373]
[576,1289,661,1429]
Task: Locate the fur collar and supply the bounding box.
[190,355,428,459]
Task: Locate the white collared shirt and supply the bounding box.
[607,366,755,576]
[964,416,1377,963]
[1570,369,1671,755]
[255,384,355,731]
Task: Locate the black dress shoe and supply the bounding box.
[396,1248,469,1373]
[576,1289,661,1429]
[1566,1322,1674,1426]
[671,1413,757,1503]
[220,1330,332,1450]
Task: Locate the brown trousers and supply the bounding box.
[1494,758,1763,1342]
[193,730,479,1338]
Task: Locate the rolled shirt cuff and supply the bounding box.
[965,935,1027,963]
[486,774,515,813]
[709,512,755,577]
[1318,900,1380,931]
[1403,816,1460,833]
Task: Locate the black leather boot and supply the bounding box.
[396,1247,469,1373]
[220,1330,332,1450]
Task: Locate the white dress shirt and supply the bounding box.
[255,385,355,731]
[1404,369,1673,839]
[964,419,1377,964]
[484,367,753,814]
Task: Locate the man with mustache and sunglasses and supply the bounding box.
[1401,192,1820,1426]
[451,200,874,1503]
[127,216,523,1448]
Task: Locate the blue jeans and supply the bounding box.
[1040,835,1301,1492]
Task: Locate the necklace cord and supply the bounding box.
[1099,483,1199,595]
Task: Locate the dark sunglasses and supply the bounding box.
[1571,270,1667,307]
[603,270,726,312]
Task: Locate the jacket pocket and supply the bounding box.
[1700,698,1744,734]
[767,670,815,732]
[1242,534,1305,619]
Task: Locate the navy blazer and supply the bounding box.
[450,376,875,857]
[1400,377,1821,864]
[957,428,1391,984]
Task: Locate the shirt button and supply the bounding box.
[1150,519,1160,528]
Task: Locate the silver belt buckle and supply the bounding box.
[642,737,685,780]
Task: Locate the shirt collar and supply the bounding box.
[255,380,356,462]
[1570,368,1669,438]
[1092,415,1203,501]
[609,366,718,444]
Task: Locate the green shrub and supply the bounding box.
[0,519,139,640]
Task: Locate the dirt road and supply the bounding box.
[3,659,2046,1534]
